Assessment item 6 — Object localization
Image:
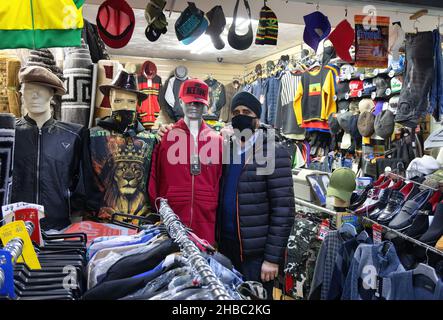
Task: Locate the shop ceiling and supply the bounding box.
[84,0,443,64]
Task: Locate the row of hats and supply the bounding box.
[96,0,279,50]
[338,55,405,82]
[335,75,403,101]
[330,98,399,140]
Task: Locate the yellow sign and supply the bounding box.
[0,221,41,270]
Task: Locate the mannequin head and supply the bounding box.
[181,100,206,121]
[21,82,54,115]
[109,88,138,112]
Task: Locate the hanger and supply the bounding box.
[413,18,420,33]
[412,249,439,291]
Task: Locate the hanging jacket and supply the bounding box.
[82,19,110,63]
[0,0,84,49]
[204,78,226,118]
[164,76,187,122]
[137,74,162,128]
[148,119,223,244]
[12,115,85,230]
[85,119,157,219]
[216,126,295,264]
[220,82,240,122]
[293,67,337,130]
[263,75,280,127]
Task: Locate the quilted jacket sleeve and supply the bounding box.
[264,143,295,264]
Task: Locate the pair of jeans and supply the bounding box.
[219,237,274,300]
[396,31,435,127]
[429,29,443,121]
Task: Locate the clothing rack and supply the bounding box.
[0,221,34,292]
[158,198,232,300]
[387,171,439,191]
[293,197,443,257]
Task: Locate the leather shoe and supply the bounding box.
[419,202,443,246]
[404,211,430,239]
[377,190,405,225]
[368,188,393,219]
[388,189,434,231]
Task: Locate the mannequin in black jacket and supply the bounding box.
[12,66,85,230]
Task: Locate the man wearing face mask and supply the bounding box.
[149,79,223,245]
[216,91,295,300]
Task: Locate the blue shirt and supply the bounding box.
[221,152,246,240]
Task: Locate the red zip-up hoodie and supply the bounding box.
[148,119,223,244]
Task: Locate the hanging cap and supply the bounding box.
[179,79,209,106]
[206,6,226,50]
[303,11,331,52]
[327,19,354,62]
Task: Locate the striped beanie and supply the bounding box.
[255,6,278,46]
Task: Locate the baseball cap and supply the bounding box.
[336,81,350,101]
[363,79,376,95]
[388,95,400,114]
[96,0,135,49]
[374,77,391,98]
[303,11,331,52]
[179,79,209,106]
[327,167,356,202]
[327,19,354,62]
[390,75,403,94]
[340,64,354,81]
[206,6,226,50]
[337,111,353,133]
[349,80,363,98]
[373,101,385,116]
[358,99,375,113]
[175,2,208,45]
[328,113,341,135]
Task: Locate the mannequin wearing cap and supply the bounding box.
[85,69,157,223]
[12,66,86,231]
[148,79,223,245]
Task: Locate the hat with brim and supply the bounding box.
[19,65,66,96]
[100,70,148,102]
[303,11,331,52]
[96,0,135,49]
[327,19,354,62]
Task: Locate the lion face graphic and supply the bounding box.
[114,161,144,195]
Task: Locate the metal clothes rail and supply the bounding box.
[293,197,443,257]
[158,198,232,300]
[0,221,34,291]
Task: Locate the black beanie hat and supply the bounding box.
[231,91,262,118]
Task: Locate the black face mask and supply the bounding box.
[111,110,137,134]
[232,114,257,142]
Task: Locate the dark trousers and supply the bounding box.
[219,237,274,300]
[396,31,435,127]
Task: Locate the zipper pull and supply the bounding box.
[38,128,42,135]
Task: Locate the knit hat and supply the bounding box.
[231,91,262,118]
[206,6,226,50]
[374,109,395,139]
[327,19,354,62]
[357,111,375,137]
[327,167,356,203]
[303,11,331,52]
[255,5,278,46]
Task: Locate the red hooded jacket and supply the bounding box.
[148,119,223,244]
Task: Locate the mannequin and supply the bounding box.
[149,79,223,244]
[12,66,85,231]
[86,70,157,222]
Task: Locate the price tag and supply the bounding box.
[362,136,371,145]
[317,219,330,241]
[0,220,41,270]
[372,224,383,244]
[14,208,42,246]
[147,79,153,87]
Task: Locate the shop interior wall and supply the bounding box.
[111,55,245,85]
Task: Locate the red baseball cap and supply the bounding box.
[96,0,135,49]
[349,80,363,98]
[327,19,355,62]
[179,79,209,106]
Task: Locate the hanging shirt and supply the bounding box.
[264,75,281,127]
[137,74,162,128]
[293,67,337,129]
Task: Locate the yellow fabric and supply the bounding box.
[0,0,83,31]
[436,236,443,251]
[293,80,304,125]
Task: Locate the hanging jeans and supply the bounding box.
[429,29,443,121]
[395,31,435,128]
